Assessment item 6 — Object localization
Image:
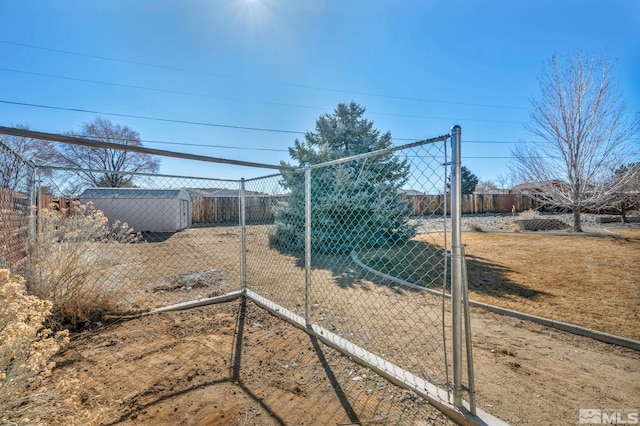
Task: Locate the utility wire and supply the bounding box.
[0,125,293,171]
[0,67,527,124]
[0,67,326,113]
[0,99,525,139]
[140,138,288,152]
[0,99,305,135]
[3,98,633,154]
[0,39,530,111]
[3,98,635,153]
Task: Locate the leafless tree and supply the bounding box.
[611,162,640,223]
[56,118,160,189]
[511,52,639,231]
[475,180,499,193]
[495,173,515,194]
[0,126,56,192]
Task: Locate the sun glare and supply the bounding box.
[237,0,272,24]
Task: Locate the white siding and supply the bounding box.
[79,189,192,232]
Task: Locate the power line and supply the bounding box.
[0,67,327,113]
[0,122,563,161]
[2,97,634,151]
[0,67,528,124]
[462,140,542,145]
[0,67,241,101]
[140,138,288,152]
[0,97,516,148]
[0,99,524,140]
[0,39,530,111]
[463,156,554,159]
[0,125,293,171]
[0,99,305,135]
[3,97,634,152]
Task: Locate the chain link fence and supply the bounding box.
[5,124,640,423]
[33,168,244,309]
[2,128,479,420]
[244,141,455,395]
[0,141,34,271]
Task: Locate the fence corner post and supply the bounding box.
[240,178,247,292]
[450,125,464,408]
[304,164,312,326]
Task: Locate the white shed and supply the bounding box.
[78,188,192,232]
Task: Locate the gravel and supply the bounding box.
[411,212,631,234]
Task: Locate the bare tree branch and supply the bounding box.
[0,125,56,192]
[511,52,639,231]
[55,117,160,190]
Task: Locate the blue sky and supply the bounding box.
[0,0,638,183]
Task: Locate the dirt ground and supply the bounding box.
[50,224,640,425]
[54,299,453,426]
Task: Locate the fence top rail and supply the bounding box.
[3,126,451,180]
[0,139,37,168]
[242,172,287,183]
[37,165,241,183]
[305,133,451,170]
[0,126,294,172]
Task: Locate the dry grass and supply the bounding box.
[415,228,640,340]
[0,269,85,425]
[25,202,140,327]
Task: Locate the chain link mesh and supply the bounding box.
[244,141,453,390]
[36,168,243,308]
[244,173,308,312]
[2,136,456,403]
[0,141,34,271]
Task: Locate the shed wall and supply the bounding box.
[80,197,190,232]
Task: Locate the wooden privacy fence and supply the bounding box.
[192,195,288,224]
[409,193,540,215]
[0,187,31,269]
[193,193,540,224]
[24,193,541,230]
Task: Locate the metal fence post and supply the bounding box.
[30,166,38,239]
[450,125,464,408]
[240,178,247,292]
[305,164,312,326]
[461,245,477,415]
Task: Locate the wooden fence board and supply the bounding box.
[0,188,30,269]
[191,193,542,224]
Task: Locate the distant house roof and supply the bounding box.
[186,188,239,197]
[511,180,565,194]
[403,189,426,197]
[78,188,190,199]
[185,188,267,198]
[473,190,504,195]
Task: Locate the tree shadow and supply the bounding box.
[138,231,176,243]
[463,253,548,300]
[289,238,547,300]
[307,331,360,424]
[100,299,286,425]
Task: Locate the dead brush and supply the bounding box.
[518,208,541,219]
[25,201,141,328]
[0,269,89,425]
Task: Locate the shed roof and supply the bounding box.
[185,188,267,197]
[78,188,189,199]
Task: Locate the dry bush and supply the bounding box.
[26,201,140,327]
[518,208,541,218]
[0,269,83,424]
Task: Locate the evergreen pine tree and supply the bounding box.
[269,102,415,254]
